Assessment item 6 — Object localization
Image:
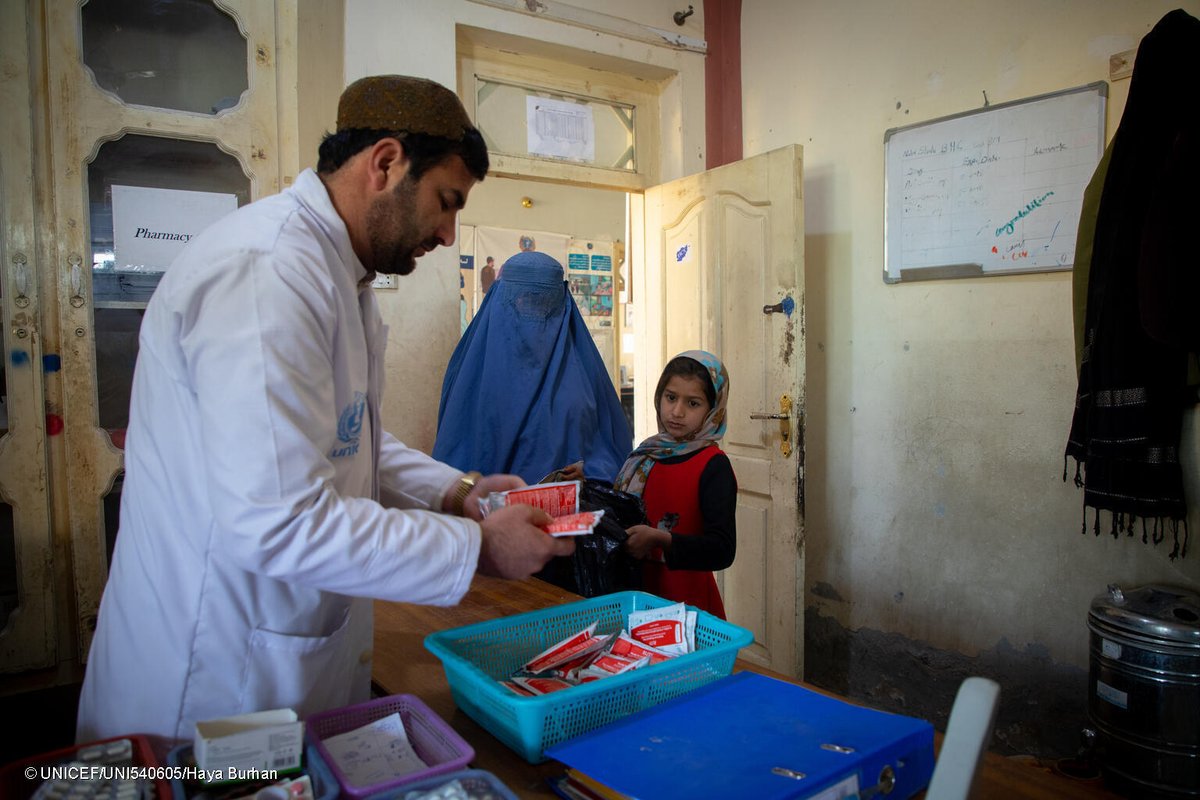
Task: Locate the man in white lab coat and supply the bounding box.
[76,75,574,740]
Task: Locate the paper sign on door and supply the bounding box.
[112,185,238,271]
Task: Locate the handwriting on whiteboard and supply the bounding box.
[884,84,1105,281]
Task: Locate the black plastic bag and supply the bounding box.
[534,478,646,597]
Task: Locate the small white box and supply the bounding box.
[194,708,304,779]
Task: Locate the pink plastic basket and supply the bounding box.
[305,694,474,799]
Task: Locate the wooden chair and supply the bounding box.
[925,677,1002,800]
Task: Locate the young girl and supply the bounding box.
[614,350,736,619]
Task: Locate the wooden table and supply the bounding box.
[373,576,1119,799]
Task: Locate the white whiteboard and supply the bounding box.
[884,82,1106,283]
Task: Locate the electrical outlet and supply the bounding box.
[371,273,398,290]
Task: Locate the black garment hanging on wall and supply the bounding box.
[1066,9,1200,559]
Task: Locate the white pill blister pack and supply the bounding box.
[31,738,152,800]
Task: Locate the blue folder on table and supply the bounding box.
[545,671,935,800]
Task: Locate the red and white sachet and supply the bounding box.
[480,481,603,536]
[481,480,579,517]
[500,680,536,696]
[576,652,649,683]
[510,675,574,695]
[549,645,611,680]
[544,510,605,537]
[522,621,610,674]
[628,603,696,656]
[609,630,677,665]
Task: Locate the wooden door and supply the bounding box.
[40,0,280,663]
[0,0,341,678]
[0,0,56,672]
[639,145,806,676]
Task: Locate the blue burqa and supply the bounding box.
[433,250,632,484]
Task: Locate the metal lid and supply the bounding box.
[1089,583,1200,646]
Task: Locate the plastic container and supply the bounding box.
[166,743,337,800]
[363,768,517,800]
[0,734,170,800]
[305,694,475,799]
[424,590,754,763]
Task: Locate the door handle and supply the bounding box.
[750,394,793,457]
[12,253,30,307]
[69,254,86,308]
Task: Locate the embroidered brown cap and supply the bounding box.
[336,75,473,141]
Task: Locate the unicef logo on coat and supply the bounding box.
[332,392,366,458]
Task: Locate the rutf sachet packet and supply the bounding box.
[627,602,697,656]
[497,604,702,696]
[481,481,605,536]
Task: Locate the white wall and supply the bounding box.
[338,0,1200,702]
[742,0,1200,671]
[343,0,704,452]
[460,177,624,242]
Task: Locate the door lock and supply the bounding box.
[762,295,795,316]
[750,394,793,457]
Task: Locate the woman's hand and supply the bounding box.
[559,461,584,481]
[624,525,671,560]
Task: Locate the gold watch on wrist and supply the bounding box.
[450,471,482,516]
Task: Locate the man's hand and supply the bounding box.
[477,505,575,579]
[462,473,525,521]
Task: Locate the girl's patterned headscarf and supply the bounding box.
[613,350,729,497]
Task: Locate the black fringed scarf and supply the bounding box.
[1065,9,1200,560]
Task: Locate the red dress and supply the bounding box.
[641,445,728,619]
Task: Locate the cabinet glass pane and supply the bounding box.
[474,77,636,172]
[81,0,248,115]
[88,133,249,433]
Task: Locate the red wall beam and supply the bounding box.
[704,0,743,169]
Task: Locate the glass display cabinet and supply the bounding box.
[0,0,342,679]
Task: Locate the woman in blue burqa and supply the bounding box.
[433,250,631,485]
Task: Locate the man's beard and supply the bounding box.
[365,175,435,276]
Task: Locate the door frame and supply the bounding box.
[637,146,806,677]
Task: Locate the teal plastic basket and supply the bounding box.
[424,590,753,763]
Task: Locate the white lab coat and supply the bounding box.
[77,170,481,741]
